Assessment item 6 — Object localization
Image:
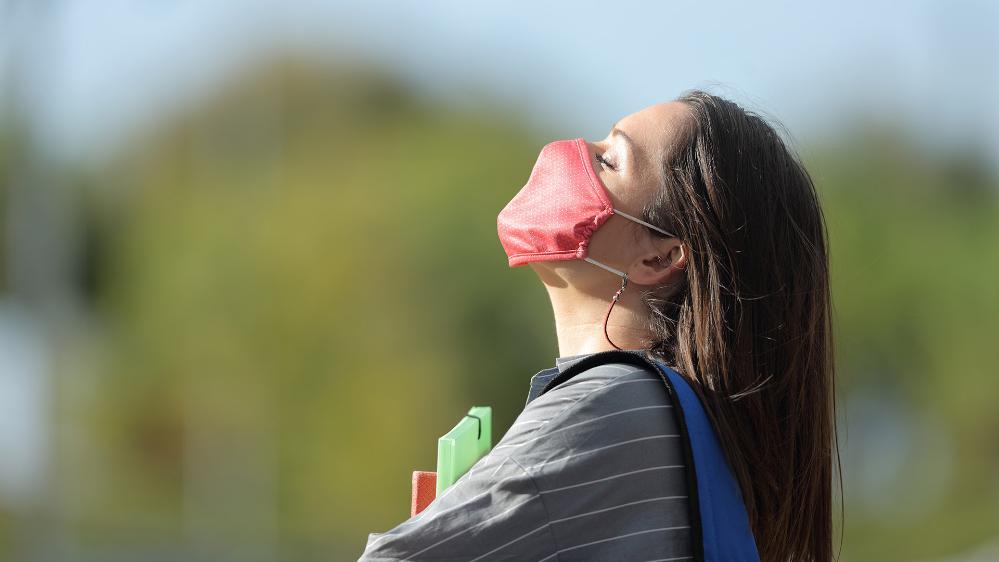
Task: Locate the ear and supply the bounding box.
[627,242,687,286]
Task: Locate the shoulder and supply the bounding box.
[495,361,682,469]
[506,361,672,440]
[481,361,695,559]
[359,452,555,560]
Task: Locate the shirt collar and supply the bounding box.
[554,352,591,372]
[525,348,644,406]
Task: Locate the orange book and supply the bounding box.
[410,471,437,516]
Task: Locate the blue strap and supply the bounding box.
[653,360,761,562]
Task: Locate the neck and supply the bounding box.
[540,274,651,358]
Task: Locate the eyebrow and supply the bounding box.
[610,123,636,164]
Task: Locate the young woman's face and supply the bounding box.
[586,101,688,217]
[578,101,689,286]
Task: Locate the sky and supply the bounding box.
[2,0,998,167]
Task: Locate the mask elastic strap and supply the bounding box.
[613,208,677,238]
[586,211,677,350]
[583,256,627,278]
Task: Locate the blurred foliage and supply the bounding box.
[811,128,999,560]
[64,56,558,560]
[1,55,997,561]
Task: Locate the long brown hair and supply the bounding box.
[640,91,838,561]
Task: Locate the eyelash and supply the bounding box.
[596,153,615,170]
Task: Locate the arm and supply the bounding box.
[358,454,556,561]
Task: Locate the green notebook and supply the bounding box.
[436,406,492,495]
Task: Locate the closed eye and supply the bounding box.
[595,152,616,171]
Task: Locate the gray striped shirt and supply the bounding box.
[358,351,694,561]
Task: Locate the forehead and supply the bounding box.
[596,102,687,213]
[610,102,689,204]
[615,101,689,161]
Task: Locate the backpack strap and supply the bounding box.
[540,349,760,562]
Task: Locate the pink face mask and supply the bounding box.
[497,137,675,275]
[497,137,679,349]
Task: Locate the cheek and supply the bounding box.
[598,171,629,208]
[602,173,650,212]
[597,158,656,216]
[588,215,638,259]
[626,168,661,208]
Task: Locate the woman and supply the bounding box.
[359,90,836,561]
